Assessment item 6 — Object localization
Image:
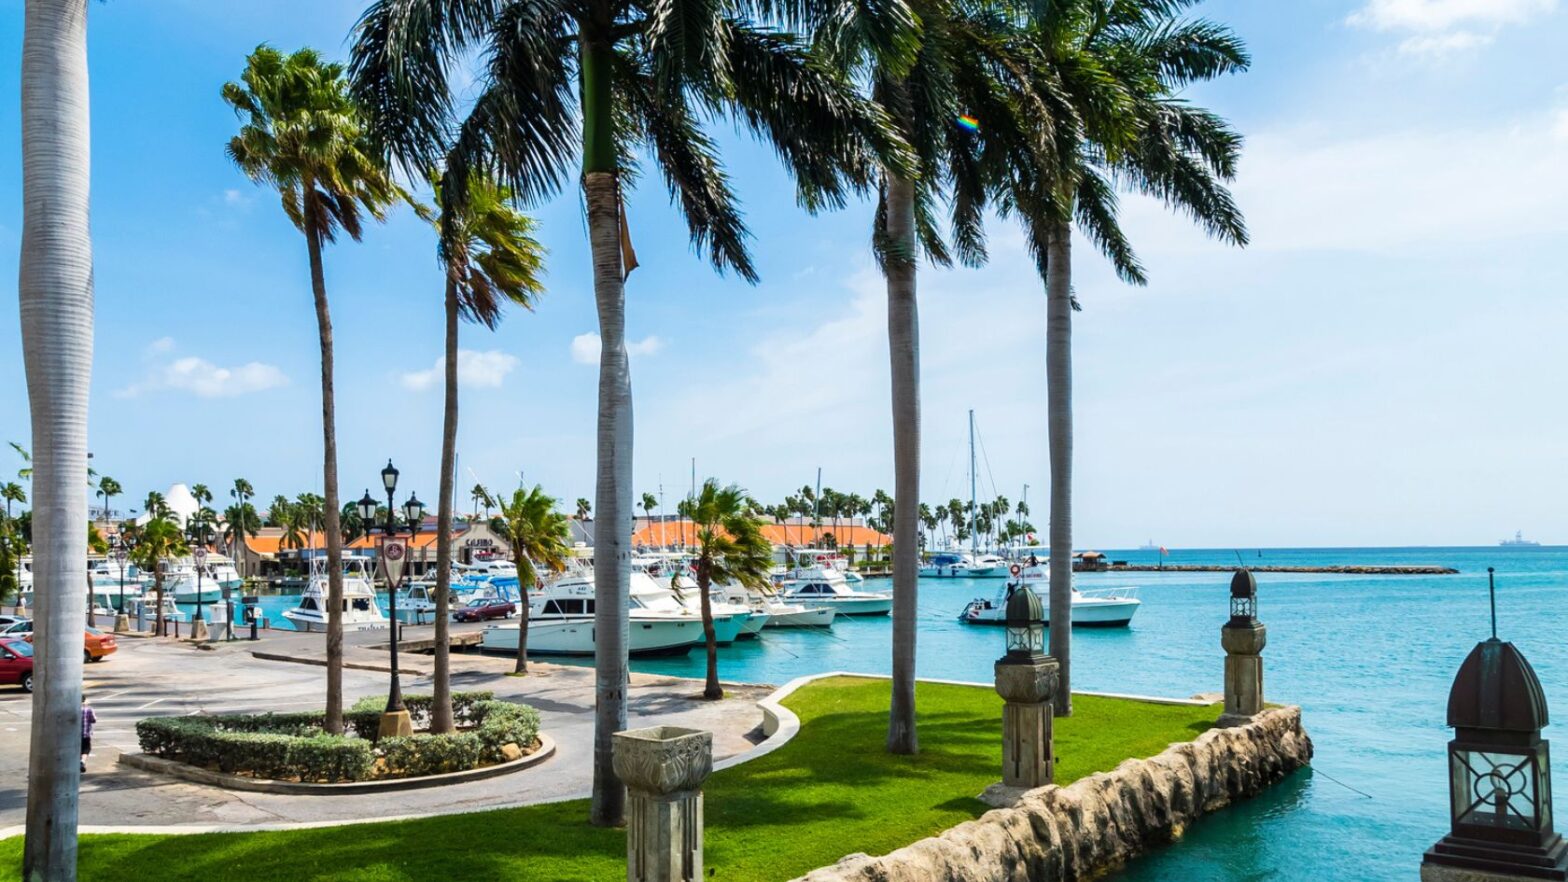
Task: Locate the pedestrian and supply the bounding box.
[81,699,97,773]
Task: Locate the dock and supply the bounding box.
[1105,564,1459,575]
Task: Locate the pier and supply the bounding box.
[1106,564,1459,575]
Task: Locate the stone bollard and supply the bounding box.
[190,617,210,642]
[994,657,1059,790]
[112,613,130,635]
[1219,570,1266,727]
[612,726,713,882]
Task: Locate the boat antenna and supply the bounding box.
[1488,566,1497,639]
[1234,549,1245,567]
[968,410,977,557]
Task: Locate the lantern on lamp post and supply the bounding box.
[1219,569,1266,727]
[1422,569,1567,882]
[991,582,1057,794]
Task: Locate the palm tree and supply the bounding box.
[689,480,773,699]
[575,498,591,522]
[639,492,658,533]
[419,170,547,733]
[226,45,397,736]
[351,0,901,825]
[19,1,94,870]
[223,501,261,562]
[144,490,168,519]
[133,516,188,638]
[493,487,571,674]
[1,483,25,520]
[191,482,213,509]
[266,495,291,527]
[470,484,489,519]
[230,479,255,578]
[96,475,121,522]
[983,0,1247,712]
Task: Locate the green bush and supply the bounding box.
[378,733,483,777]
[471,701,542,764]
[346,690,498,738]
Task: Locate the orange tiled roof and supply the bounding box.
[630,520,890,548]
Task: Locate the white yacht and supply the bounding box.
[664,572,765,639]
[481,571,708,656]
[166,554,243,602]
[282,557,387,632]
[712,581,834,629]
[957,562,1140,628]
[781,566,893,616]
[919,551,1009,579]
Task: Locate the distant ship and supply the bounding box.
[1137,540,1160,551]
[1500,531,1541,547]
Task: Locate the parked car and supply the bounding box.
[17,625,117,663]
[453,597,516,623]
[0,638,34,693]
[0,615,25,629]
[0,620,31,637]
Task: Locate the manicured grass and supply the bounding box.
[1,676,1218,881]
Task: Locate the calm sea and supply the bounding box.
[244,546,1568,880]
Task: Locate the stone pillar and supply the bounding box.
[190,617,210,642]
[112,613,130,634]
[994,658,1059,789]
[1219,622,1266,727]
[613,726,713,882]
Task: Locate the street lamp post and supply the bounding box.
[360,461,425,737]
[112,540,131,634]
[404,493,424,625]
[191,534,211,641]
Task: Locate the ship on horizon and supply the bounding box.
[1500,530,1541,547]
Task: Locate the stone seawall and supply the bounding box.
[795,706,1313,882]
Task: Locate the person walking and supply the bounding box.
[80,700,97,773]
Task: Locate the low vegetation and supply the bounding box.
[17,677,1217,879]
[134,691,540,783]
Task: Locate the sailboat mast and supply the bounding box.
[969,409,978,557]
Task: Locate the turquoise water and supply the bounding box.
[605,546,1568,881]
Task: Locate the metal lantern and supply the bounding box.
[1229,569,1257,626]
[1425,636,1568,878]
[381,459,399,494]
[403,493,425,528]
[1002,584,1047,663]
[356,490,378,524]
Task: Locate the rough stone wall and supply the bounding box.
[795,706,1313,882]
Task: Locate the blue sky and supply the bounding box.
[2,0,1566,547]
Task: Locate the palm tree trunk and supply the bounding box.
[584,32,630,816]
[304,194,347,736]
[1046,218,1073,718]
[884,174,920,755]
[514,558,533,674]
[20,5,92,874]
[431,276,459,733]
[698,567,721,700]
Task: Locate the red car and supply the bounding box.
[0,638,34,693]
[453,597,516,622]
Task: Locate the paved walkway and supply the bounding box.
[0,633,769,829]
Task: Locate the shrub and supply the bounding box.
[471,702,542,764]
[377,733,482,778]
[345,690,498,739]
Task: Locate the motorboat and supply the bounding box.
[711,581,834,629]
[665,572,766,639]
[282,557,387,632]
[166,554,244,602]
[957,563,1140,628]
[781,566,893,616]
[481,571,707,656]
[919,551,1009,578]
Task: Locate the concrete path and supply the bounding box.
[0,633,768,829]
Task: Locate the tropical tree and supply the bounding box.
[990,0,1248,712]
[470,484,492,519]
[191,483,213,510]
[1,483,26,520]
[223,502,262,561]
[339,502,367,544]
[8,442,33,482]
[144,490,168,520]
[225,45,398,735]
[96,475,121,521]
[267,495,291,526]
[493,487,572,674]
[416,170,547,733]
[132,516,188,638]
[230,479,256,578]
[689,480,773,699]
[19,0,93,872]
[350,0,901,824]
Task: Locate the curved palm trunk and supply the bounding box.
[431,277,459,733]
[20,1,93,875]
[697,567,721,700]
[884,175,920,755]
[514,558,534,674]
[586,165,630,827]
[304,198,347,735]
[1046,219,1073,717]
[153,571,165,636]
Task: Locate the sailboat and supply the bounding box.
[920,410,1009,579]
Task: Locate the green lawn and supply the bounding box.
[2,676,1218,881]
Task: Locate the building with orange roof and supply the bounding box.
[630,517,890,552]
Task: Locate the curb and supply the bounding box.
[116,732,556,795]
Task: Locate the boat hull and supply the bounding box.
[482,618,700,657]
[959,598,1140,628]
[281,611,390,632]
[765,606,836,628]
[798,596,892,616]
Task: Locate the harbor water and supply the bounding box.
[211,546,1567,879]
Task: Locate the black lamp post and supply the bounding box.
[1423,569,1567,880]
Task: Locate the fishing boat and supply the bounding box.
[919,551,1009,578]
[481,571,708,656]
[166,554,243,602]
[712,581,834,628]
[781,566,892,616]
[282,557,387,632]
[957,562,1140,628]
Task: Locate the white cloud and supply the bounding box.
[570,332,666,365]
[1397,30,1492,55]
[1348,0,1556,31]
[146,336,176,354]
[400,349,521,391]
[117,356,288,398]
[222,188,252,207]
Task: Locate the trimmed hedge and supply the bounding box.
[136,692,539,783]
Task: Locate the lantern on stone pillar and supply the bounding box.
[1219,569,1266,727]
[1229,569,1257,626]
[1422,633,1567,881]
[1003,584,1047,662]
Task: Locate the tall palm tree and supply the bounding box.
[419,170,547,733]
[351,0,901,825]
[20,1,93,873]
[470,484,489,519]
[1,483,26,520]
[132,516,188,638]
[690,480,772,699]
[639,492,657,534]
[225,45,397,736]
[266,494,291,527]
[191,483,213,510]
[96,475,121,522]
[575,498,591,522]
[230,479,255,578]
[493,486,571,674]
[990,0,1248,713]
[144,490,167,519]
[223,502,261,561]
